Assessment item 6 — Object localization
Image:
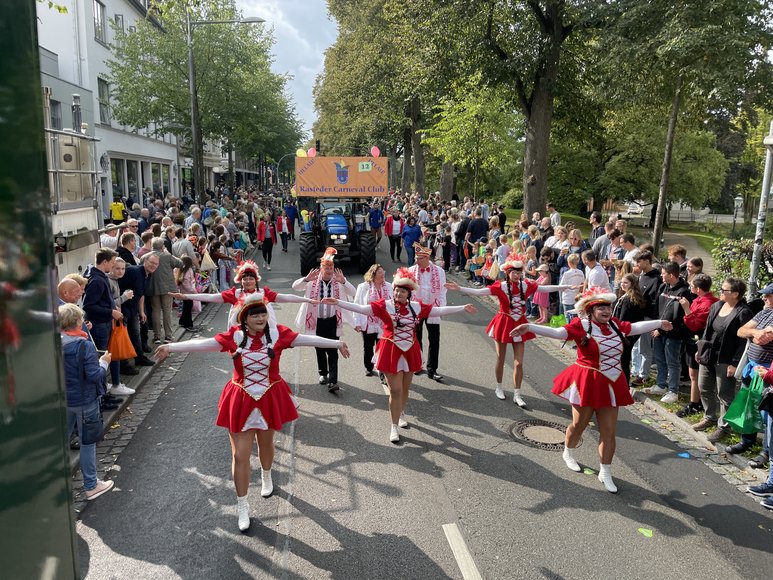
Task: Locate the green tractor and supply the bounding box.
[297,197,376,275]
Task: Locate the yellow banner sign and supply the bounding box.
[295,156,388,197]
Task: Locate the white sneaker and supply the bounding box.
[85,479,114,500]
[237,496,250,532]
[562,447,582,472]
[598,464,618,493]
[398,412,409,428]
[495,386,505,400]
[389,424,400,443]
[110,383,135,396]
[642,385,668,396]
[660,392,679,404]
[261,469,273,498]
[513,391,527,408]
[266,264,271,271]
[318,374,328,385]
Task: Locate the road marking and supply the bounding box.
[442,523,482,580]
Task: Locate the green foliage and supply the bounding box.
[37,0,67,13]
[499,188,523,210]
[712,238,773,289]
[107,0,302,159]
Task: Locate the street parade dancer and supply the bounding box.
[408,242,448,381]
[291,248,356,392]
[511,286,672,493]
[323,267,476,443]
[169,260,312,330]
[445,251,579,407]
[154,292,350,532]
[353,263,393,383]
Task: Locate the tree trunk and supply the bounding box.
[652,76,683,251]
[388,145,398,190]
[401,125,413,193]
[410,96,425,195]
[440,160,454,201]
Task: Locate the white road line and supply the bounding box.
[442,523,483,580]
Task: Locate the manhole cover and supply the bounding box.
[508,419,581,451]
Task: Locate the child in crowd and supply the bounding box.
[525,245,539,317]
[532,264,551,323]
[496,234,511,279]
[559,253,584,322]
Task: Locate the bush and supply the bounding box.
[499,187,523,210]
[712,238,773,290]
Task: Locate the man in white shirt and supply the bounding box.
[621,233,639,265]
[99,225,120,250]
[582,250,612,292]
[408,243,447,381]
[547,203,561,228]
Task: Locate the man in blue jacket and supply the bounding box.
[284,201,298,240]
[119,256,160,369]
[369,202,384,245]
[83,248,134,398]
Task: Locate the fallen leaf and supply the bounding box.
[110,423,120,429]
[582,468,596,475]
[638,528,654,538]
[641,419,652,425]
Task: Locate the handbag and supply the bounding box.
[200,250,217,271]
[695,339,713,365]
[488,259,500,280]
[107,319,137,361]
[724,374,765,434]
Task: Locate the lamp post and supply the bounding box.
[732,194,743,236]
[275,152,296,187]
[748,120,773,296]
[186,13,264,205]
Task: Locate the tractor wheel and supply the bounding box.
[358,231,376,273]
[299,232,317,276]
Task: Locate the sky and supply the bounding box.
[235,0,338,139]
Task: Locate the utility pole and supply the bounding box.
[748,120,773,295]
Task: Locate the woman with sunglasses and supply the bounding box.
[321,267,476,444]
[511,287,672,493]
[154,293,350,532]
[445,251,578,407]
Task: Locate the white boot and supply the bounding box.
[513,389,527,408]
[390,424,400,443]
[598,464,618,493]
[562,446,582,472]
[494,384,505,400]
[237,495,250,532]
[261,468,274,498]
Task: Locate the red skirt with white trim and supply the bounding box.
[486,312,535,344]
[215,379,299,432]
[373,338,423,374]
[551,364,634,409]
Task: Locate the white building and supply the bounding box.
[37,0,180,217]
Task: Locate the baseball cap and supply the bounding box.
[760,283,773,295]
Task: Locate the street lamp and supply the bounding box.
[275,152,297,187]
[186,13,265,204]
[732,194,743,236]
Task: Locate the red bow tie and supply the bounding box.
[420,267,430,273]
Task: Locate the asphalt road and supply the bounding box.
[76,234,773,579]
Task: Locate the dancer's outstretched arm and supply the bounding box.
[536,284,581,293]
[293,334,350,358]
[274,293,314,304]
[168,292,224,303]
[321,297,373,316]
[155,338,221,361]
[511,324,568,341]
[429,304,477,317]
[629,320,672,336]
[444,281,490,296]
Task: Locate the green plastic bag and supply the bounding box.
[549,314,567,328]
[724,374,765,434]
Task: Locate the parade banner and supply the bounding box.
[295,156,388,197]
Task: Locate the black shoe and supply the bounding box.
[749,453,769,469]
[428,371,443,382]
[365,370,374,377]
[726,442,752,455]
[101,402,119,411]
[69,436,80,450]
[675,402,703,418]
[153,339,162,345]
[184,325,201,332]
[120,366,139,376]
[142,344,152,353]
[327,383,340,393]
[378,372,386,384]
[415,369,425,376]
[103,394,123,404]
[135,357,155,367]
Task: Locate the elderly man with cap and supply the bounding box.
[512,287,673,493]
[292,248,356,392]
[408,242,447,381]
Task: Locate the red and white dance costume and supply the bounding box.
[164,325,343,432]
[336,299,469,374]
[455,278,570,344]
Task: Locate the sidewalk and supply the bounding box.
[627,225,715,277]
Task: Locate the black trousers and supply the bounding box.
[389,235,402,261]
[362,331,378,372]
[316,316,338,383]
[415,319,440,373]
[280,232,289,251]
[179,299,193,327]
[262,238,274,264]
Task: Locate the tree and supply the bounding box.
[108,0,301,203]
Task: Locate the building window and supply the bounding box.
[50,99,62,130]
[111,158,125,199]
[127,160,139,199]
[93,1,107,43]
[97,78,111,124]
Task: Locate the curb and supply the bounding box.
[68,305,213,475]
